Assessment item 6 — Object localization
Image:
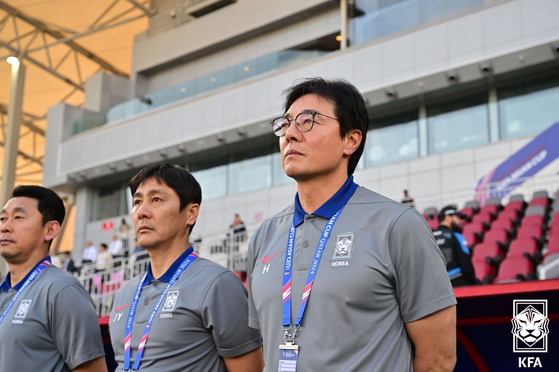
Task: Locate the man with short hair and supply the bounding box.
[0,185,107,372]
[434,205,478,287]
[108,234,124,258]
[82,240,97,264]
[247,78,457,372]
[109,163,263,372]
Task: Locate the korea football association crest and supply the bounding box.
[512,300,549,353]
[332,233,354,262]
[162,290,179,312]
[14,299,32,318]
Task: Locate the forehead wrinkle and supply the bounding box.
[1,206,29,215]
[134,188,169,198]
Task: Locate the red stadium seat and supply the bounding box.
[543,237,559,265]
[548,213,559,237]
[472,242,505,265]
[545,236,559,258]
[483,229,509,249]
[459,207,476,221]
[472,212,493,228]
[508,238,541,263]
[529,197,549,209]
[494,257,536,283]
[462,223,485,246]
[427,218,439,230]
[520,215,544,229]
[503,200,524,215]
[472,260,495,284]
[497,209,520,225]
[490,219,514,233]
[479,204,499,218]
[516,225,543,244]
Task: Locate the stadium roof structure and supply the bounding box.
[0,0,149,187]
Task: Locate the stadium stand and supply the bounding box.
[422,188,559,284]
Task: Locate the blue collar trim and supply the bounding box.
[293,176,359,226]
[144,246,194,286]
[0,256,52,291]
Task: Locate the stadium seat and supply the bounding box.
[423,206,438,219]
[520,214,545,229]
[464,200,480,212]
[479,204,499,219]
[529,197,550,209]
[497,209,520,225]
[486,197,502,207]
[545,236,559,256]
[472,213,493,229]
[543,237,559,265]
[427,218,439,230]
[462,223,485,246]
[472,260,495,284]
[508,238,541,264]
[459,207,476,221]
[516,225,544,245]
[528,190,550,210]
[483,229,509,249]
[524,205,546,217]
[472,242,505,266]
[548,213,559,238]
[494,257,536,283]
[490,218,514,233]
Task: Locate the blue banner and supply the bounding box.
[474,122,559,204]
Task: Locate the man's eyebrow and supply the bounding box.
[133,189,169,198]
[0,206,28,214]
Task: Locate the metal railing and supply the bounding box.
[79,230,250,318]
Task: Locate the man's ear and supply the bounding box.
[44,220,61,243]
[185,203,200,228]
[343,129,363,156]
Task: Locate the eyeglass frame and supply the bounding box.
[270,110,339,137]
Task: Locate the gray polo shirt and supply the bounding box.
[109,250,262,372]
[247,177,456,372]
[0,259,105,372]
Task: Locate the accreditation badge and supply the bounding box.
[278,343,299,371]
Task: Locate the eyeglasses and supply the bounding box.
[270,110,338,137]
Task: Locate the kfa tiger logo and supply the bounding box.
[332,233,354,267]
[14,300,32,318]
[512,300,549,353]
[160,290,179,319]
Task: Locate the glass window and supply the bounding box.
[272,152,294,186]
[191,155,228,201]
[499,75,559,139]
[193,165,227,201]
[91,182,126,221]
[428,94,488,154]
[365,111,419,166]
[228,155,272,194]
[351,0,483,46]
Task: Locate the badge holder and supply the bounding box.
[279,326,299,371]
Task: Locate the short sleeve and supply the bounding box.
[201,271,262,358]
[388,209,457,323]
[49,284,106,369]
[247,235,260,330]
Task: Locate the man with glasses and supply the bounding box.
[247,78,457,372]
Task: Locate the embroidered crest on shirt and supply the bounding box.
[333,233,354,262]
[162,290,179,312]
[14,299,32,318]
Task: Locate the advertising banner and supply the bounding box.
[474,122,559,204]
